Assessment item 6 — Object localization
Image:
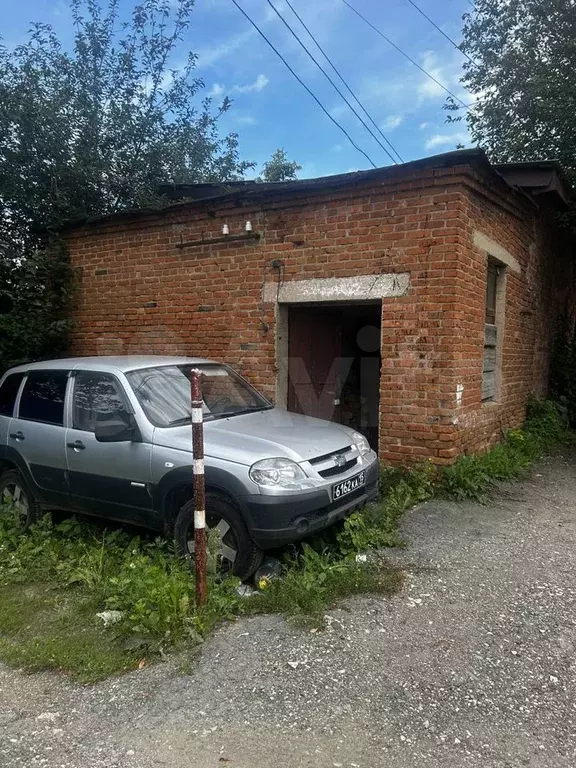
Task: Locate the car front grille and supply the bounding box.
[309,445,359,479]
[318,458,358,478]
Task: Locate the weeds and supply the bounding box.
[246,544,402,628]
[0,512,402,679]
[439,397,569,501]
[0,398,569,681]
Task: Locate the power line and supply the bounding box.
[405,0,475,64]
[264,0,398,166]
[340,0,470,109]
[281,0,404,163]
[229,0,377,168]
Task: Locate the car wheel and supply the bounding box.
[174,494,263,581]
[0,469,41,529]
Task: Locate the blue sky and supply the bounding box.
[1,0,473,178]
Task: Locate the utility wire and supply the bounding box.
[229,0,377,168]
[265,0,398,166]
[281,0,404,163]
[341,0,470,109]
[405,0,475,63]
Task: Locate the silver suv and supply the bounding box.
[0,356,379,578]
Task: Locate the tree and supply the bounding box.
[450,0,576,182]
[0,0,254,371]
[260,148,302,182]
[0,0,253,248]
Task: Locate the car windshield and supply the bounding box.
[126,364,272,427]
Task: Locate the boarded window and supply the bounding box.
[482,261,500,402]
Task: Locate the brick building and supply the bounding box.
[62,149,575,463]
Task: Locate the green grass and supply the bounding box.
[0,585,139,682]
[0,512,403,681]
[0,397,569,682]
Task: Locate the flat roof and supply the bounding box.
[59,148,572,233]
[60,149,490,231]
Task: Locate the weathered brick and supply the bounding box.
[63,161,575,464]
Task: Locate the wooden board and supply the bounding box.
[483,346,497,373]
[482,370,496,401]
[485,324,497,347]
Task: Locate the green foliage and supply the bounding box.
[440,398,568,501]
[0,241,74,373]
[0,0,252,245]
[0,0,255,373]
[337,461,436,555]
[247,544,402,628]
[0,510,402,678]
[0,398,567,680]
[449,0,576,183]
[0,515,204,651]
[0,586,139,683]
[260,148,302,182]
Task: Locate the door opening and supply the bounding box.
[287,303,381,451]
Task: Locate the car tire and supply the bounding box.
[0,469,42,529]
[173,493,263,581]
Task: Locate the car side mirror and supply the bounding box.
[94,411,139,443]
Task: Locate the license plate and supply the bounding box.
[332,471,366,501]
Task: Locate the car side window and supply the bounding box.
[72,372,128,432]
[0,373,25,417]
[19,371,68,426]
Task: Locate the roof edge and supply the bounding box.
[60,149,489,233]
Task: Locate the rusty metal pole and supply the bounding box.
[190,368,207,607]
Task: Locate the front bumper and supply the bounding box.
[240,457,379,549]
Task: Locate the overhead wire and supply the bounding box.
[280,0,404,163]
[264,0,399,165]
[340,0,470,109]
[404,0,475,64]
[229,0,378,168]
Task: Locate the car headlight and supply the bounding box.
[353,431,371,456]
[249,457,309,489]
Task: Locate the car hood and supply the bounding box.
[152,408,354,465]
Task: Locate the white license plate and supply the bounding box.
[332,471,366,501]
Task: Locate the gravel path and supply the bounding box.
[1,451,576,768]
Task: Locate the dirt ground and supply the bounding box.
[1,450,576,768]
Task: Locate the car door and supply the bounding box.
[8,369,70,507]
[64,370,153,525]
[0,372,26,455]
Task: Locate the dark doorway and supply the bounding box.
[287,303,381,450]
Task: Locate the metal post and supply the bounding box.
[190,368,207,607]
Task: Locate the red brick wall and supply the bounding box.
[63,160,573,463]
[450,167,575,456]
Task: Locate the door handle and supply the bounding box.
[9,431,25,441]
[67,440,86,451]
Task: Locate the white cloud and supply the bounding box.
[382,115,403,131]
[206,75,269,100]
[233,74,269,94]
[208,83,225,98]
[419,122,429,130]
[425,131,469,150]
[196,29,255,69]
[329,103,350,120]
[416,51,467,104]
[235,115,257,125]
[332,144,344,152]
[264,0,288,21]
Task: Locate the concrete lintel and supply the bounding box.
[263,273,410,304]
[473,231,521,274]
